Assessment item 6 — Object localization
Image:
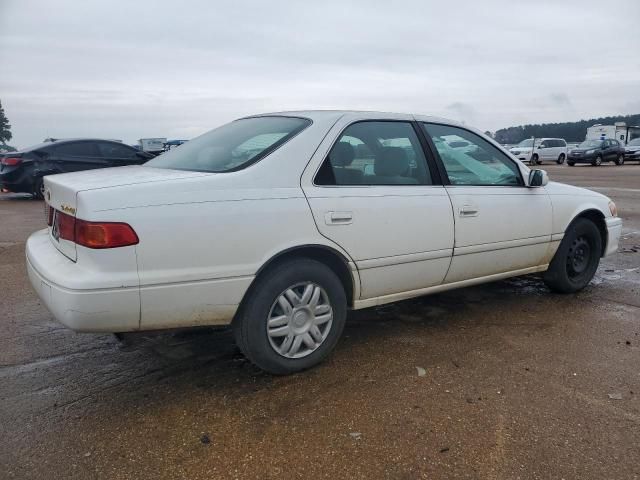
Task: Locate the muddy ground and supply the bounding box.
[1,163,639,479]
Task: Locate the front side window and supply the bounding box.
[422,123,522,186]
[147,116,311,173]
[315,121,431,186]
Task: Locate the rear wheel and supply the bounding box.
[557,153,566,164]
[592,155,602,166]
[543,218,602,293]
[529,154,540,166]
[615,154,624,165]
[233,258,347,374]
[32,177,44,200]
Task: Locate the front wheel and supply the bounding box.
[543,218,602,293]
[557,153,566,164]
[615,154,624,166]
[233,258,347,374]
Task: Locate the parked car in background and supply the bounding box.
[509,138,568,165]
[27,111,622,374]
[0,139,154,198]
[624,137,640,163]
[567,139,625,166]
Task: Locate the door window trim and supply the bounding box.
[312,119,444,187]
[421,121,525,187]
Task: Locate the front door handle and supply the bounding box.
[325,211,353,225]
[459,205,479,217]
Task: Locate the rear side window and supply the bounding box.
[315,121,432,186]
[97,142,138,159]
[146,116,311,173]
[55,142,99,157]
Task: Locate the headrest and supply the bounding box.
[330,142,355,167]
[375,147,409,176]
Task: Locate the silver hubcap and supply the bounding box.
[266,282,333,359]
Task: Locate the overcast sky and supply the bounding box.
[1,0,639,148]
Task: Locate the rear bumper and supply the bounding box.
[604,217,623,257]
[26,229,140,332]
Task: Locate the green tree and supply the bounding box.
[0,99,12,145]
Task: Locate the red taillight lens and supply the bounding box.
[1,157,23,166]
[75,219,139,249]
[56,211,76,241]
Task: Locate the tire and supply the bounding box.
[233,258,347,375]
[614,154,624,166]
[543,218,602,294]
[529,154,539,166]
[557,153,566,165]
[567,161,575,167]
[32,177,44,200]
[592,155,602,166]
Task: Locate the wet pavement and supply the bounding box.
[1,164,639,479]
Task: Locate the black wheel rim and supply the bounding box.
[566,235,591,278]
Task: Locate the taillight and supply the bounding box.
[75,219,139,249]
[52,210,138,248]
[57,211,76,241]
[46,205,54,226]
[1,157,22,166]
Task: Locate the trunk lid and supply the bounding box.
[44,166,209,261]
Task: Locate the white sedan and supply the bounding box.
[26,111,623,374]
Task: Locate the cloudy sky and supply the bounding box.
[1,0,639,148]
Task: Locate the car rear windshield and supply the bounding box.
[146,116,311,173]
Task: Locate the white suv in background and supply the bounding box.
[510,138,568,165]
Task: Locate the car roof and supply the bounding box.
[244,110,465,127]
[18,138,131,153]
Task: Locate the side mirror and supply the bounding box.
[528,169,548,187]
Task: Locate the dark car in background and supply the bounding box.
[624,137,640,163]
[0,139,154,199]
[567,139,625,166]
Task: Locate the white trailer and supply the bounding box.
[138,138,167,153]
[586,122,640,145]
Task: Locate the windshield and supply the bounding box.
[578,140,602,148]
[628,138,640,146]
[516,139,534,147]
[146,116,311,173]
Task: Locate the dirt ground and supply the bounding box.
[1,163,639,479]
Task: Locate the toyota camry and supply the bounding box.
[26,111,623,374]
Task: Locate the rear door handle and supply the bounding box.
[459,205,479,217]
[324,211,353,225]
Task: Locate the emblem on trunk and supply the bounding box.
[61,204,76,215]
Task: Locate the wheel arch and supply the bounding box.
[236,244,359,321]
[570,209,607,256]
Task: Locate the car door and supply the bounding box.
[302,117,454,300]
[53,141,108,173]
[546,140,559,160]
[96,141,148,166]
[421,122,553,283]
[538,140,552,160]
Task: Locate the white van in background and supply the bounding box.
[509,138,568,165]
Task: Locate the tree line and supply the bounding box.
[494,113,640,144]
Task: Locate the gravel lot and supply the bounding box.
[1,163,639,479]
